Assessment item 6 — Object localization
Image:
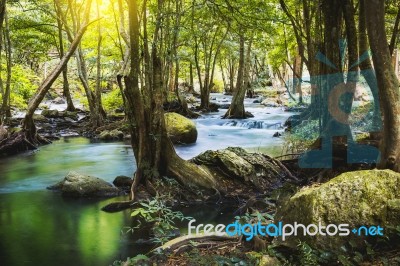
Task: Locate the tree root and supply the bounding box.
[152,233,240,256]
[0,131,51,156]
[101,200,136,213]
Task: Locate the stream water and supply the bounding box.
[0,93,294,265]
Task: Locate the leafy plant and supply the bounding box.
[298,241,320,266]
[130,196,192,244]
[211,79,224,93]
[3,64,40,109]
[103,89,124,112]
[112,254,150,266]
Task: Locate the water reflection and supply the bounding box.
[0,192,138,266]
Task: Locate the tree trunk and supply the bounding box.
[55,1,75,112]
[67,0,104,128]
[122,0,217,201]
[243,38,253,98]
[2,7,11,121]
[199,27,228,110]
[389,5,400,56]
[0,0,7,124]
[222,35,248,119]
[293,51,303,104]
[365,0,400,171]
[359,0,381,131]
[188,62,195,93]
[95,0,104,127]
[228,58,236,94]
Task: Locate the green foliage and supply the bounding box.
[129,196,192,245]
[5,64,40,109]
[102,89,123,112]
[211,80,224,93]
[234,209,274,226]
[298,242,320,266]
[166,92,178,103]
[112,254,150,266]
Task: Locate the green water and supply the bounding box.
[0,138,142,266]
[0,137,238,266]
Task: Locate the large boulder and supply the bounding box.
[275,169,400,250]
[48,171,121,197]
[165,112,197,144]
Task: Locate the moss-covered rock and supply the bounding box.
[98,129,124,141]
[41,109,59,118]
[275,169,400,250]
[33,114,48,122]
[41,110,78,121]
[48,171,121,197]
[165,112,197,144]
[259,255,281,266]
[63,111,78,121]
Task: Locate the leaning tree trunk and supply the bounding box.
[0,8,93,155]
[23,23,92,138]
[365,0,400,171]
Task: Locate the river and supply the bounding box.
[0,93,294,265]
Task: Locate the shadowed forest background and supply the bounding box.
[0,0,400,265]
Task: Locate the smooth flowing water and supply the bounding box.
[0,94,294,265]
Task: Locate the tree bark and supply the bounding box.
[222,35,250,119]
[0,0,7,123]
[389,5,400,56]
[2,7,11,121]
[95,0,104,127]
[55,1,75,111]
[365,0,400,171]
[359,0,381,131]
[188,62,195,93]
[293,51,303,104]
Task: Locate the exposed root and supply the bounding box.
[0,131,50,156]
[101,200,135,213]
[153,233,240,256]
